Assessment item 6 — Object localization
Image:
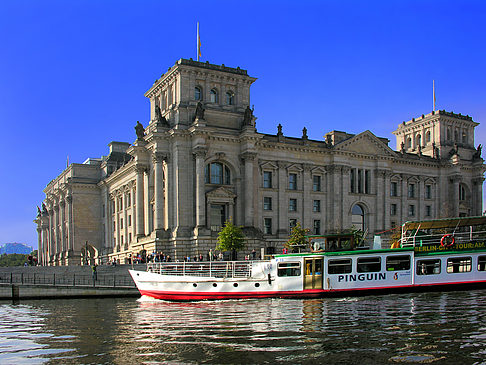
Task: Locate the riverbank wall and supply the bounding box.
[0,264,144,300]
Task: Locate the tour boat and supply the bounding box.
[129,216,486,301]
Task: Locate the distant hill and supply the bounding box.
[0,242,33,255]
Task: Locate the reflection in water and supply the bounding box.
[0,290,485,364]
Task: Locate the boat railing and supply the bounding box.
[146,261,267,278]
[400,229,486,247]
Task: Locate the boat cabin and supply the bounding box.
[308,233,356,252]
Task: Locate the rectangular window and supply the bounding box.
[426,205,431,217]
[129,233,132,242]
[102,204,105,218]
[408,184,415,198]
[126,193,131,207]
[425,185,432,199]
[263,197,272,210]
[417,259,441,275]
[113,221,116,231]
[350,169,355,193]
[120,218,123,230]
[289,198,297,212]
[446,257,472,273]
[277,262,301,277]
[264,218,272,235]
[391,204,397,216]
[118,197,123,211]
[386,255,410,271]
[263,171,272,188]
[289,173,297,190]
[313,200,321,213]
[328,258,352,274]
[289,219,297,231]
[391,182,398,197]
[313,220,321,235]
[357,169,363,193]
[313,175,321,192]
[478,256,486,271]
[121,235,124,244]
[357,257,381,272]
[365,170,370,194]
[408,204,415,217]
[128,215,132,226]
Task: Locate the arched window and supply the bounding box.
[454,129,458,141]
[462,132,467,144]
[447,127,451,141]
[351,204,365,231]
[459,184,467,201]
[195,86,202,101]
[205,162,231,185]
[406,137,412,149]
[416,134,422,148]
[210,89,218,103]
[425,130,431,144]
[226,91,234,105]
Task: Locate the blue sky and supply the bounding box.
[1,0,485,249]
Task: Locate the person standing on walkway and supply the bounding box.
[92,264,98,281]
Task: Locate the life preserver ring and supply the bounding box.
[440,234,455,247]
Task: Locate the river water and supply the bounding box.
[0,290,485,364]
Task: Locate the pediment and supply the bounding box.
[260,161,278,170]
[206,186,236,199]
[334,130,397,157]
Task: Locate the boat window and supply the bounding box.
[417,259,441,275]
[386,255,411,271]
[277,262,301,277]
[478,256,486,271]
[328,259,352,274]
[446,257,472,273]
[357,257,381,273]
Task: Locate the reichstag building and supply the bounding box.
[35,58,485,265]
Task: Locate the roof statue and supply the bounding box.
[243,106,253,125]
[135,121,145,140]
[473,144,482,160]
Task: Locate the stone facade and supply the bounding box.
[35,58,485,266]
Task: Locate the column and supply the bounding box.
[163,161,170,230]
[450,176,460,217]
[302,164,312,230]
[242,152,257,227]
[193,147,207,228]
[144,169,150,235]
[277,161,287,236]
[135,166,145,237]
[153,152,166,231]
[59,200,65,254]
[400,175,407,223]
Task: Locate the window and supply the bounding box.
[263,171,272,188]
[313,220,321,235]
[289,199,297,212]
[263,218,272,234]
[263,197,272,210]
[408,205,415,217]
[102,204,105,218]
[205,162,231,185]
[126,193,131,207]
[120,218,123,230]
[277,262,301,277]
[426,205,431,217]
[478,256,486,271]
[313,200,321,213]
[350,169,355,193]
[416,134,422,147]
[129,233,132,243]
[425,185,432,199]
[351,204,365,231]
[313,175,321,191]
[357,257,381,272]
[386,255,410,271]
[289,219,297,231]
[425,130,431,143]
[128,215,131,226]
[406,137,412,148]
[459,185,467,201]
[328,259,352,274]
[195,86,202,101]
[226,91,234,105]
[447,257,472,273]
[391,182,398,197]
[113,221,116,231]
[210,88,218,103]
[462,132,467,144]
[447,128,451,141]
[357,170,363,193]
[289,173,297,190]
[365,170,370,194]
[408,184,415,198]
[390,204,397,216]
[417,259,441,275]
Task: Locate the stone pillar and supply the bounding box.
[277,161,288,236]
[163,160,170,230]
[450,176,460,217]
[472,177,485,215]
[401,175,407,223]
[383,172,391,230]
[242,152,257,227]
[144,169,151,235]
[341,166,350,228]
[193,147,207,229]
[332,166,343,229]
[302,164,312,230]
[153,152,166,231]
[65,195,73,253]
[135,166,145,237]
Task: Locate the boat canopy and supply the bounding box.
[402,216,486,231]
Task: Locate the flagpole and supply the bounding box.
[433,80,436,112]
[197,22,200,62]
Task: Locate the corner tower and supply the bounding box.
[144,58,257,130]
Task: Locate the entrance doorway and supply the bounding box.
[304,258,323,289]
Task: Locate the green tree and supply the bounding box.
[0,253,28,267]
[285,222,310,253]
[217,220,245,261]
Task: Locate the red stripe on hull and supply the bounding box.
[138,280,486,301]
